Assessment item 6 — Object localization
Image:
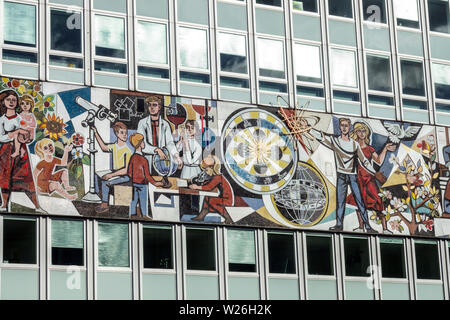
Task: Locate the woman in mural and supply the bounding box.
[33,138,77,201]
[349,121,397,234]
[0,90,44,213]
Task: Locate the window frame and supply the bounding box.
[427,0,450,36]
[412,239,443,284]
[304,233,336,278]
[254,0,284,10]
[291,0,320,16]
[398,56,428,114]
[431,60,450,103]
[183,226,218,275]
[360,0,389,26]
[140,223,176,273]
[265,230,298,277]
[225,228,258,275]
[393,0,422,31]
[327,0,355,21]
[341,235,373,280]
[364,51,395,107]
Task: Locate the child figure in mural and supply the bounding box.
[348,122,397,234]
[178,120,202,215]
[0,90,44,213]
[11,94,36,158]
[33,138,77,201]
[127,133,164,219]
[189,155,234,224]
[93,121,132,213]
[443,144,450,213]
[302,117,378,233]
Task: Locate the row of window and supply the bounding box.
[1,216,443,282]
[2,0,450,120]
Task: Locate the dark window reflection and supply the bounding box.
[143,227,173,269]
[293,0,317,13]
[256,0,282,7]
[328,0,353,18]
[367,55,392,92]
[416,242,440,280]
[344,237,370,277]
[220,53,247,74]
[268,233,296,274]
[186,229,216,271]
[3,219,36,264]
[428,0,450,34]
[380,240,406,278]
[363,0,387,23]
[306,235,334,276]
[401,60,425,96]
[51,9,82,53]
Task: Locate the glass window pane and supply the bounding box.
[306,235,334,276]
[366,54,392,92]
[328,0,353,18]
[178,27,208,70]
[98,222,129,267]
[344,237,370,277]
[428,0,450,34]
[331,49,357,88]
[432,63,450,100]
[51,9,82,53]
[227,229,256,272]
[3,218,36,264]
[394,0,419,28]
[293,0,317,12]
[415,241,441,280]
[256,0,281,6]
[363,0,387,23]
[218,33,247,74]
[52,220,84,266]
[401,60,425,96]
[3,1,36,47]
[379,238,406,278]
[257,38,285,78]
[267,233,296,274]
[186,228,216,271]
[294,43,322,83]
[137,21,167,65]
[94,15,125,58]
[143,226,173,269]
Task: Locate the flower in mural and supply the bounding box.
[389,220,404,233]
[2,78,27,94]
[35,95,55,112]
[71,133,85,147]
[39,113,67,140]
[71,147,84,160]
[390,197,407,212]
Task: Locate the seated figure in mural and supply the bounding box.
[93,121,132,213]
[136,95,183,174]
[0,90,44,213]
[349,121,397,234]
[302,117,377,233]
[189,155,234,224]
[127,133,164,219]
[177,120,202,214]
[11,94,36,158]
[33,138,77,201]
[444,144,450,213]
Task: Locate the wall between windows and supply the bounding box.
[1,77,450,238]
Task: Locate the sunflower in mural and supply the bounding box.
[39,113,67,140]
[35,95,55,112]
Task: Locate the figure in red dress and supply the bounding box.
[349,122,397,234]
[189,155,234,224]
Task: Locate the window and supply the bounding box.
[50,9,82,53]
[227,229,256,272]
[137,21,167,65]
[94,15,126,59]
[366,54,392,92]
[393,0,420,28]
[218,33,247,74]
[415,241,441,280]
[3,1,36,47]
[257,38,285,79]
[3,218,36,264]
[428,0,450,34]
[186,228,216,271]
[97,222,129,268]
[363,0,387,24]
[328,0,353,18]
[344,237,370,277]
[294,43,322,83]
[178,27,208,70]
[256,0,282,7]
[432,63,450,100]
[293,0,318,13]
[400,59,425,96]
[379,238,406,279]
[51,220,84,266]
[330,48,358,88]
[306,235,334,276]
[267,233,296,274]
[143,226,173,269]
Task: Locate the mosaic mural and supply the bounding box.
[1,78,450,238]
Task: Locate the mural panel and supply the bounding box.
[1,77,450,238]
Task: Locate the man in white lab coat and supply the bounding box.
[137,95,183,174]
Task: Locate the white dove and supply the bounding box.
[384,123,421,144]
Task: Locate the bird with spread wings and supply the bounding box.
[383,123,422,144]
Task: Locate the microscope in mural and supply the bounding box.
[75,97,118,203]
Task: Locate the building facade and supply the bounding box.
[0,0,450,300]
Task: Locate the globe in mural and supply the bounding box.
[265,162,328,228]
[152,147,178,177]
